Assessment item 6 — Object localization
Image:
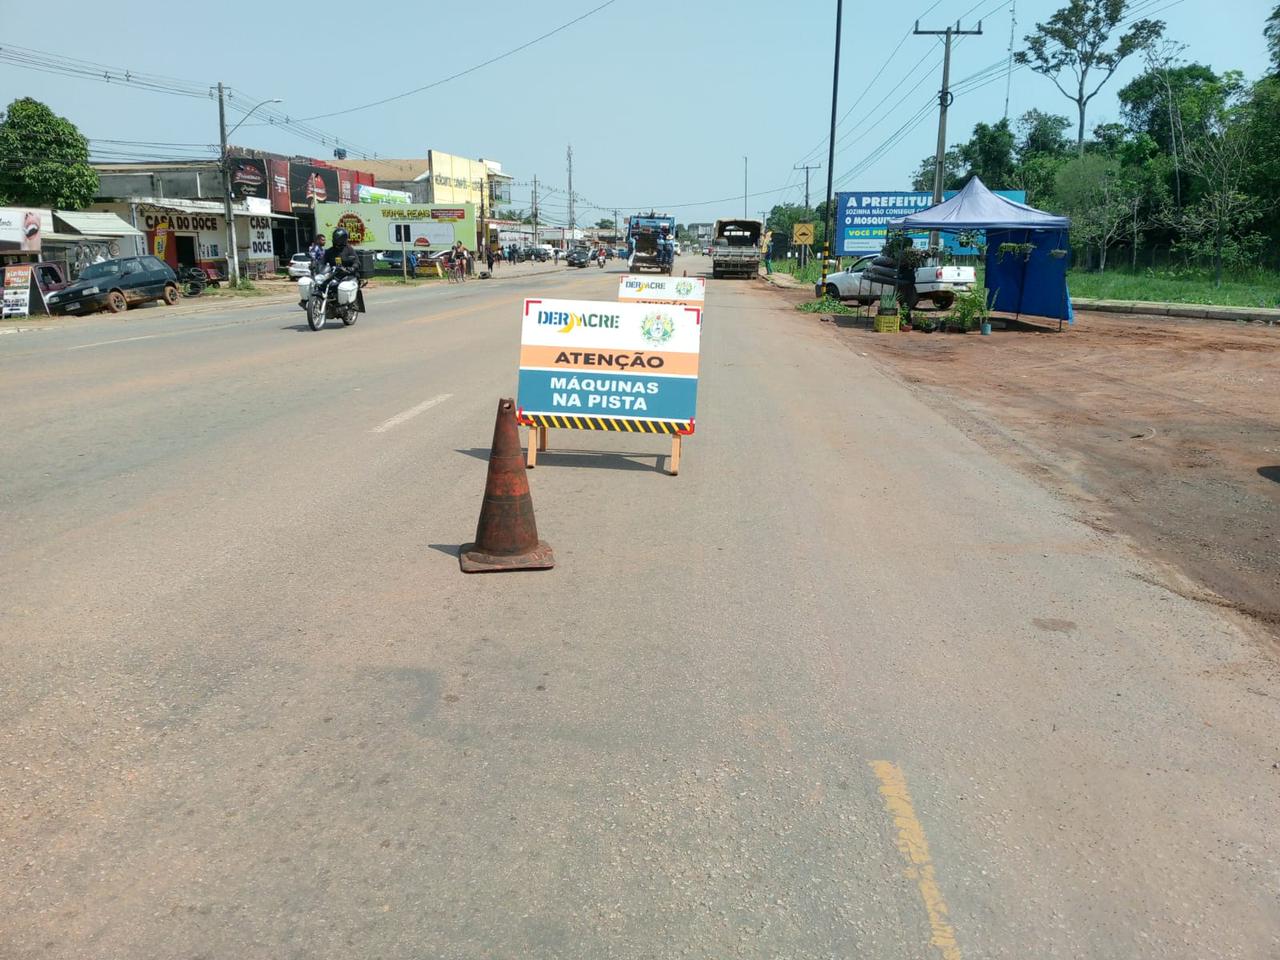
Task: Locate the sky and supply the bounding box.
[0,0,1272,226]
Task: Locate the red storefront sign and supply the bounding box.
[338,170,355,204]
[269,159,292,213]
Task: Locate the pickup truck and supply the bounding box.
[819,253,975,309]
[710,219,762,279]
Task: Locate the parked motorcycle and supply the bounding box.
[297,265,363,330]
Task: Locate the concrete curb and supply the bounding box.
[1071,297,1280,323]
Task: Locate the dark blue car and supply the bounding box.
[45,256,178,315]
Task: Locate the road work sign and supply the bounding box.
[792,222,814,244]
[616,275,706,306]
[517,298,701,433]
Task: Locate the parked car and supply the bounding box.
[45,256,178,315]
[287,253,312,279]
[565,247,593,268]
[379,250,405,270]
[521,245,548,262]
[820,253,975,309]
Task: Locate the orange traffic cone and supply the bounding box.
[459,398,555,573]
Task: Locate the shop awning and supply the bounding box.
[54,211,143,237]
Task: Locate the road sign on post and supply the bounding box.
[517,298,702,475]
[792,222,815,245]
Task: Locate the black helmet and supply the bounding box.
[332,227,349,247]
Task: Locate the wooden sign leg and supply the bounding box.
[669,434,682,476]
[526,426,538,468]
[538,425,548,452]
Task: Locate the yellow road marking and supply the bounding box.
[869,761,963,960]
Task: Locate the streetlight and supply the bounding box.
[217,84,282,286]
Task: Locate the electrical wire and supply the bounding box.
[273,0,619,123]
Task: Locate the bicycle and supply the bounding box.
[177,266,207,298]
[448,258,466,283]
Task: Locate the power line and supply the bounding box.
[276,0,618,122]
[0,45,379,159]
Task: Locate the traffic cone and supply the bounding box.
[459,398,555,573]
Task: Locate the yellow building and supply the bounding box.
[426,151,487,206]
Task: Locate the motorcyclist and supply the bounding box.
[319,227,365,314]
[323,227,362,278]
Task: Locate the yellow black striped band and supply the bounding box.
[520,413,693,435]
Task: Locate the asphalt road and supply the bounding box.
[2,257,1277,959]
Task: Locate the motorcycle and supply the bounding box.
[597,252,606,268]
[297,265,363,331]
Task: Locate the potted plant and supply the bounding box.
[878,291,896,316]
[898,301,913,331]
[946,286,994,335]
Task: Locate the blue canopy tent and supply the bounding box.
[887,176,1073,328]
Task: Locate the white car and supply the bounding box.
[287,253,312,279]
[820,254,975,309]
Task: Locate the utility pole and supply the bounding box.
[532,174,539,247]
[742,156,748,217]
[566,145,575,245]
[794,162,821,268]
[794,162,821,210]
[1003,1,1017,120]
[216,82,240,286]
[613,208,619,247]
[820,0,843,292]
[915,19,983,247]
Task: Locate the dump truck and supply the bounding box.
[626,214,676,274]
[710,219,763,279]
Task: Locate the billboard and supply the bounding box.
[228,158,269,200]
[0,207,43,252]
[268,160,292,213]
[289,164,339,207]
[835,189,1028,256]
[314,203,477,251]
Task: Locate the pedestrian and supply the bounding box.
[308,233,326,271]
[553,247,559,265]
[486,247,495,272]
[407,250,418,278]
[764,232,774,275]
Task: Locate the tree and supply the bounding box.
[1118,60,1222,155]
[1089,121,1129,155]
[910,149,961,192]
[957,118,1017,186]
[1016,109,1072,160]
[1267,4,1280,75]
[1169,88,1260,285]
[595,217,615,229]
[1015,0,1165,153]
[1053,154,1137,270]
[0,97,98,209]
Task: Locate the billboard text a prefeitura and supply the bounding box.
[835,189,1027,256]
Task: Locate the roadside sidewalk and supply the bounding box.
[761,272,1280,325]
[1070,296,1280,324]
